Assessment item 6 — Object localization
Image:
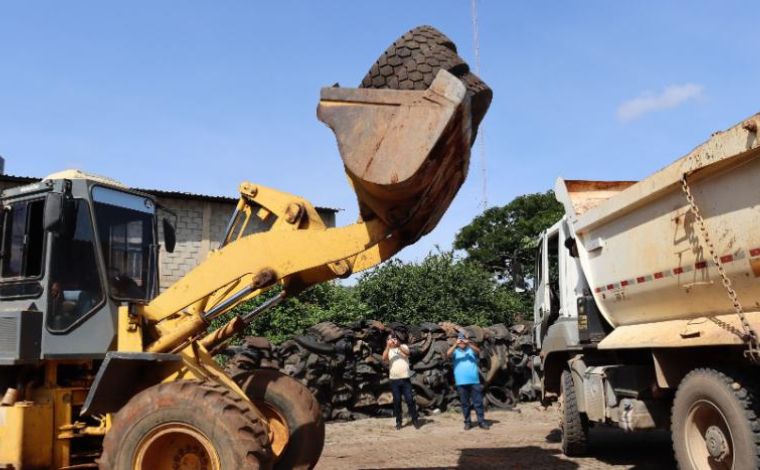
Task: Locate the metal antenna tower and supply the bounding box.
[471,0,487,210]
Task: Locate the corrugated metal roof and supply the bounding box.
[0,174,340,213]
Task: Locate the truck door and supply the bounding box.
[534,227,560,348]
[534,233,549,347]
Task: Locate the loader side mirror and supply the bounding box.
[44,192,75,236]
[162,218,176,253]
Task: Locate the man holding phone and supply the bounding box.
[383,332,421,430]
[447,332,490,430]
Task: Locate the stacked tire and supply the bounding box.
[224,320,537,422]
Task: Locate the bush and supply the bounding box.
[210,282,371,345]
[356,251,523,326]
[210,252,525,347]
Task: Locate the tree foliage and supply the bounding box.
[453,190,563,286]
[211,252,524,347]
[211,282,371,346]
[209,191,563,348]
[355,251,523,327]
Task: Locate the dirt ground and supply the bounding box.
[316,403,675,470]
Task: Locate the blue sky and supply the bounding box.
[1,1,758,266]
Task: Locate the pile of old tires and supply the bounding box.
[225,320,537,421]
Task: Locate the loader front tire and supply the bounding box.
[100,380,272,470]
[559,369,589,456]
[232,368,325,470]
[672,368,760,470]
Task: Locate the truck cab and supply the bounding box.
[533,216,610,357]
[0,170,173,365]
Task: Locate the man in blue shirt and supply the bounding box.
[447,332,490,430]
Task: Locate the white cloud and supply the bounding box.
[617,83,704,122]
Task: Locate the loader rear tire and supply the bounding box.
[232,368,325,470]
[100,380,272,470]
[559,370,589,456]
[671,368,760,470]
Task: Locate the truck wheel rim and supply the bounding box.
[685,399,733,470]
[134,422,221,470]
[255,400,290,460]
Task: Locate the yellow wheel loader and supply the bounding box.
[0,26,491,469]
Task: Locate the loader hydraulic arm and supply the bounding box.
[133,70,473,356]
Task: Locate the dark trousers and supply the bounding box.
[390,378,418,425]
[457,383,485,425]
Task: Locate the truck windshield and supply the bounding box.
[92,187,156,301]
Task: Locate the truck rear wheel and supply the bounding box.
[100,380,272,470]
[559,369,589,456]
[672,368,760,470]
[232,368,325,470]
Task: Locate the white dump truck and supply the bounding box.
[534,113,760,469]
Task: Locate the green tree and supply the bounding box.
[356,251,523,326]
[211,189,563,349]
[454,190,563,286]
[211,282,371,346]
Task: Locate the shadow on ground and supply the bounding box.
[360,426,674,470]
[585,427,675,469]
[360,446,578,470]
[546,426,674,470]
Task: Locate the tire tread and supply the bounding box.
[671,367,760,468]
[560,369,589,456]
[99,380,271,469]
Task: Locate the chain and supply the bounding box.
[681,173,760,362]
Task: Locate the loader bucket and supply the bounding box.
[318,70,472,247]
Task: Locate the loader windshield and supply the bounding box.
[92,187,156,301]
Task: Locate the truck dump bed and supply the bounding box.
[557,114,760,328]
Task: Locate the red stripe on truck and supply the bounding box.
[594,248,754,295]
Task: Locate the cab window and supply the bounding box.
[534,241,543,292]
[47,200,104,332]
[92,187,155,301]
[1,199,45,280]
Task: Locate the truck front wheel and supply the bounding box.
[672,368,760,469]
[559,369,589,456]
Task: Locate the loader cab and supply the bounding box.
[0,171,167,365]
